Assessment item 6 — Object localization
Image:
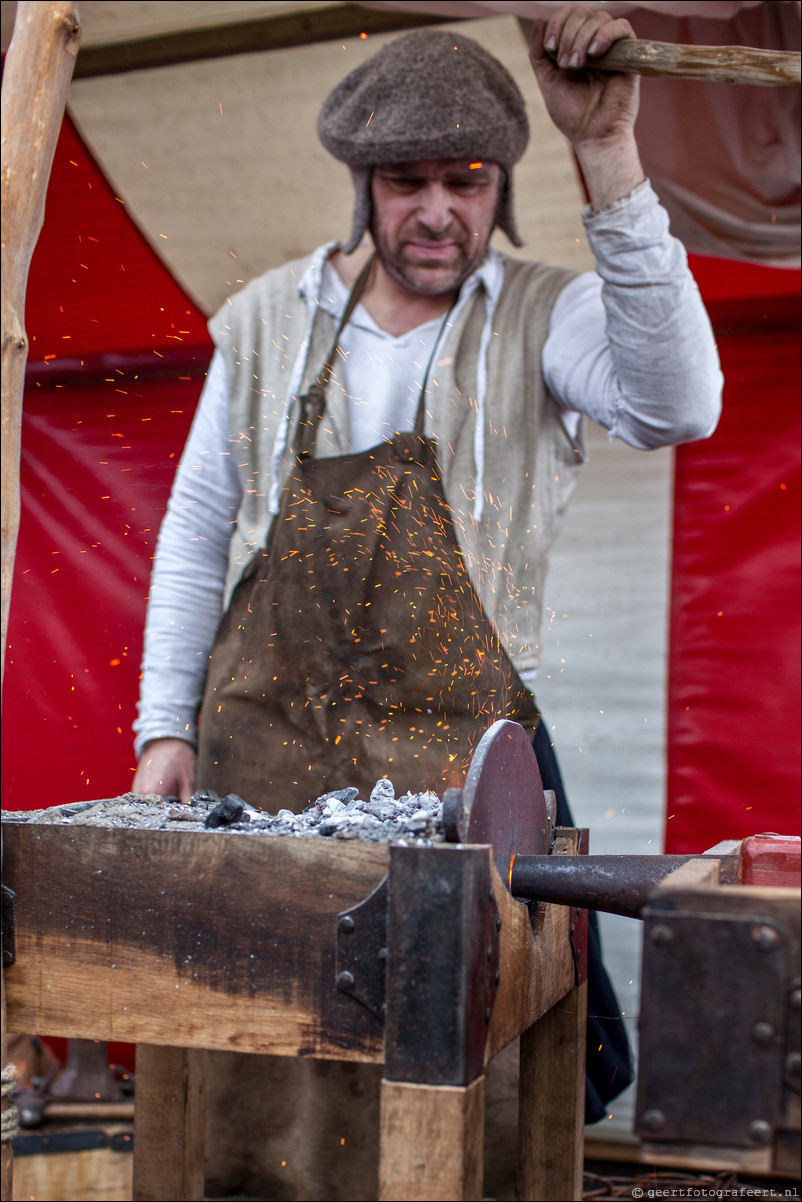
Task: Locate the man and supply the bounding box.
[133,6,721,1196]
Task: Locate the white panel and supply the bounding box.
[535,419,674,1133]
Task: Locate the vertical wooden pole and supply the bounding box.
[517,981,588,1201]
[132,1045,207,1201]
[1,0,80,687]
[380,1077,485,1201]
[1,6,81,1196]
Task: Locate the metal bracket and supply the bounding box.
[335,875,388,1022]
[12,1129,133,1157]
[2,883,15,968]
[636,910,789,1147]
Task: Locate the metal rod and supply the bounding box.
[509,854,731,919]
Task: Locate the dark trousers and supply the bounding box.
[533,720,635,1122]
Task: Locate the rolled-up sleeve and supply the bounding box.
[544,181,723,449]
[134,351,241,756]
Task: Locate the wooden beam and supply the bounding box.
[72,4,461,79]
[2,823,388,1059]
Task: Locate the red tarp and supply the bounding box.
[666,257,801,852]
[2,115,211,808]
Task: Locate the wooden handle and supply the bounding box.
[560,39,801,87]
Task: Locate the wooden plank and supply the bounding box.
[486,833,578,1061]
[379,1077,484,1202]
[640,1140,772,1175]
[517,981,587,1202]
[132,1046,205,1202]
[3,823,387,1060]
[657,856,721,892]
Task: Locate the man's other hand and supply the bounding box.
[132,738,196,805]
[530,3,644,210]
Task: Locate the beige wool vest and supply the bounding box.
[209,250,585,678]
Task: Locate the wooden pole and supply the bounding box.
[570,38,800,87]
[1,0,81,689]
[1,5,81,1197]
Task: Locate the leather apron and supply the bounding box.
[197,258,539,810]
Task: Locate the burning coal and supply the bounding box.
[6,777,446,846]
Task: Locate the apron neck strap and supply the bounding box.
[294,253,375,457]
[413,299,458,439]
[319,252,376,388]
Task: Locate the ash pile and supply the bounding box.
[4,778,446,846]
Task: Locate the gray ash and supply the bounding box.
[4,779,446,847]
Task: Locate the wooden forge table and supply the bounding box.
[1,818,588,1201]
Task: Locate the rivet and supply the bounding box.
[338,915,355,934]
[752,1022,775,1047]
[641,1109,666,1133]
[486,945,494,962]
[785,1052,802,1076]
[790,987,801,1010]
[485,1007,492,1023]
[650,924,673,947]
[751,924,780,951]
[488,888,495,904]
[747,1119,772,1145]
[336,970,355,989]
[494,970,500,985]
[496,916,502,931]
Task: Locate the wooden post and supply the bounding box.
[379,1078,485,1201]
[379,845,497,1200]
[132,1046,207,1202]
[1,9,81,1195]
[517,981,588,1202]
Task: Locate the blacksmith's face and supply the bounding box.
[370,159,502,297]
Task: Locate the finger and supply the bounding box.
[586,17,636,60]
[179,771,195,807]
[546,4,604,67]
[529,17,561,75]
[549,8,635,72]
[540,3,578,59]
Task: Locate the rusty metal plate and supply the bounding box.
[636,910,788,1148]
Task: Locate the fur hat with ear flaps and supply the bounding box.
[317,30,530,253]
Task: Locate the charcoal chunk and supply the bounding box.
[205,795,247,828]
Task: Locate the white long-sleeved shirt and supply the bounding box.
[134,182,722,756]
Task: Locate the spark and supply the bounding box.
[365,110,375,127]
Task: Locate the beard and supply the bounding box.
[370,218,492,298]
